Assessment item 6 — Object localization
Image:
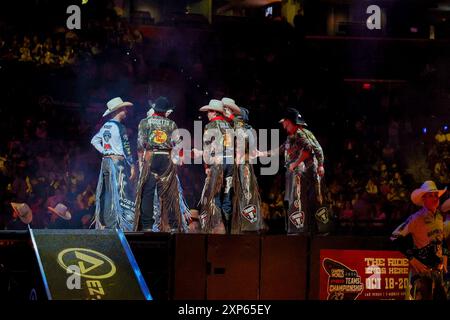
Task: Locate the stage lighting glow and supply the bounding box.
[422,127,427,134]
[444,125,448,131]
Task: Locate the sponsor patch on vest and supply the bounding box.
[289,211,304,229]
[241,205,257,223]
[315,207,330,224]
[152,130,168,144]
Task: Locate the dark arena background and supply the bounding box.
[0,0,450,304]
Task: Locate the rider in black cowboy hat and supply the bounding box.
[278,107,328,235]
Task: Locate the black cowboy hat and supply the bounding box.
[238,107,250,122]
[279,107,308,126]
[152,96,175,112]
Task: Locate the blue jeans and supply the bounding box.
[214,163,233,229]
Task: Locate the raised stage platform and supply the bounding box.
[0,231,404,300]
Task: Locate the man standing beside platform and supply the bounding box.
[391,181,449,300]
[133,96,190,232]
[91,97,136,231]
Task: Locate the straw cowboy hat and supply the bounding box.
[11,202,33,224]
[279,107,308,126]
[221,97,241,115]
[441,198,450,213]
[410,181,447,206]
[199,99,225,113]
[48,203,72,220]
[102,97,133,117]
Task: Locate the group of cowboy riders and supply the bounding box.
[90,95,330,235]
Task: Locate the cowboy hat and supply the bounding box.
[221,97,241,115]
[441,198,450,213]
[11,202,33,224]
[102,97,133,117]
[199,99,224,113]
[279,107,308,126]
[237,107,250,122]
[48,203,72,220]
[410,181,447,206]
[151,96,175,112]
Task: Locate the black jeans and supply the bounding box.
[140,154,169,230]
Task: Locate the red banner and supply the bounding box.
[319,249,410,300]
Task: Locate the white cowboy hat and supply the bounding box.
[102,97,133,117]
[441,198,450,213]
[221,97,241,115]
[410,181,447,206]
[199,99,224,113]
[48,203,72,220]
[11,202,33,224]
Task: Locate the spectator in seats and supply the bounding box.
[293,9,306,39]
[353,192,374,229]
[372,202,387,229]
[339,200,354,228]
[6,202,33,230]
[365,177,379,199]
[388,118,400,149]
[47,203,73,229]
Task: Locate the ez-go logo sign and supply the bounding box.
[58,248,116,299]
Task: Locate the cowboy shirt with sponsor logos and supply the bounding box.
[137,115,180,152]
[91,120,134,165]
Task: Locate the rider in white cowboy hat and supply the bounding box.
[391,180,448,300]
[91,97,137,231]
[219,97,263,234]
[7,203,33,230]
[221,97,241,120]
[193,99,234,234]
[198,99,225,113]
[102,97,133,117]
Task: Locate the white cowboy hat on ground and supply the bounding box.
[48,203,72,220]
[199,99,225,113]
[11,202,33,224]
[441,198,450,213]
[411,180,447,206]
[221,97,241,115]
[102,97,133,117]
